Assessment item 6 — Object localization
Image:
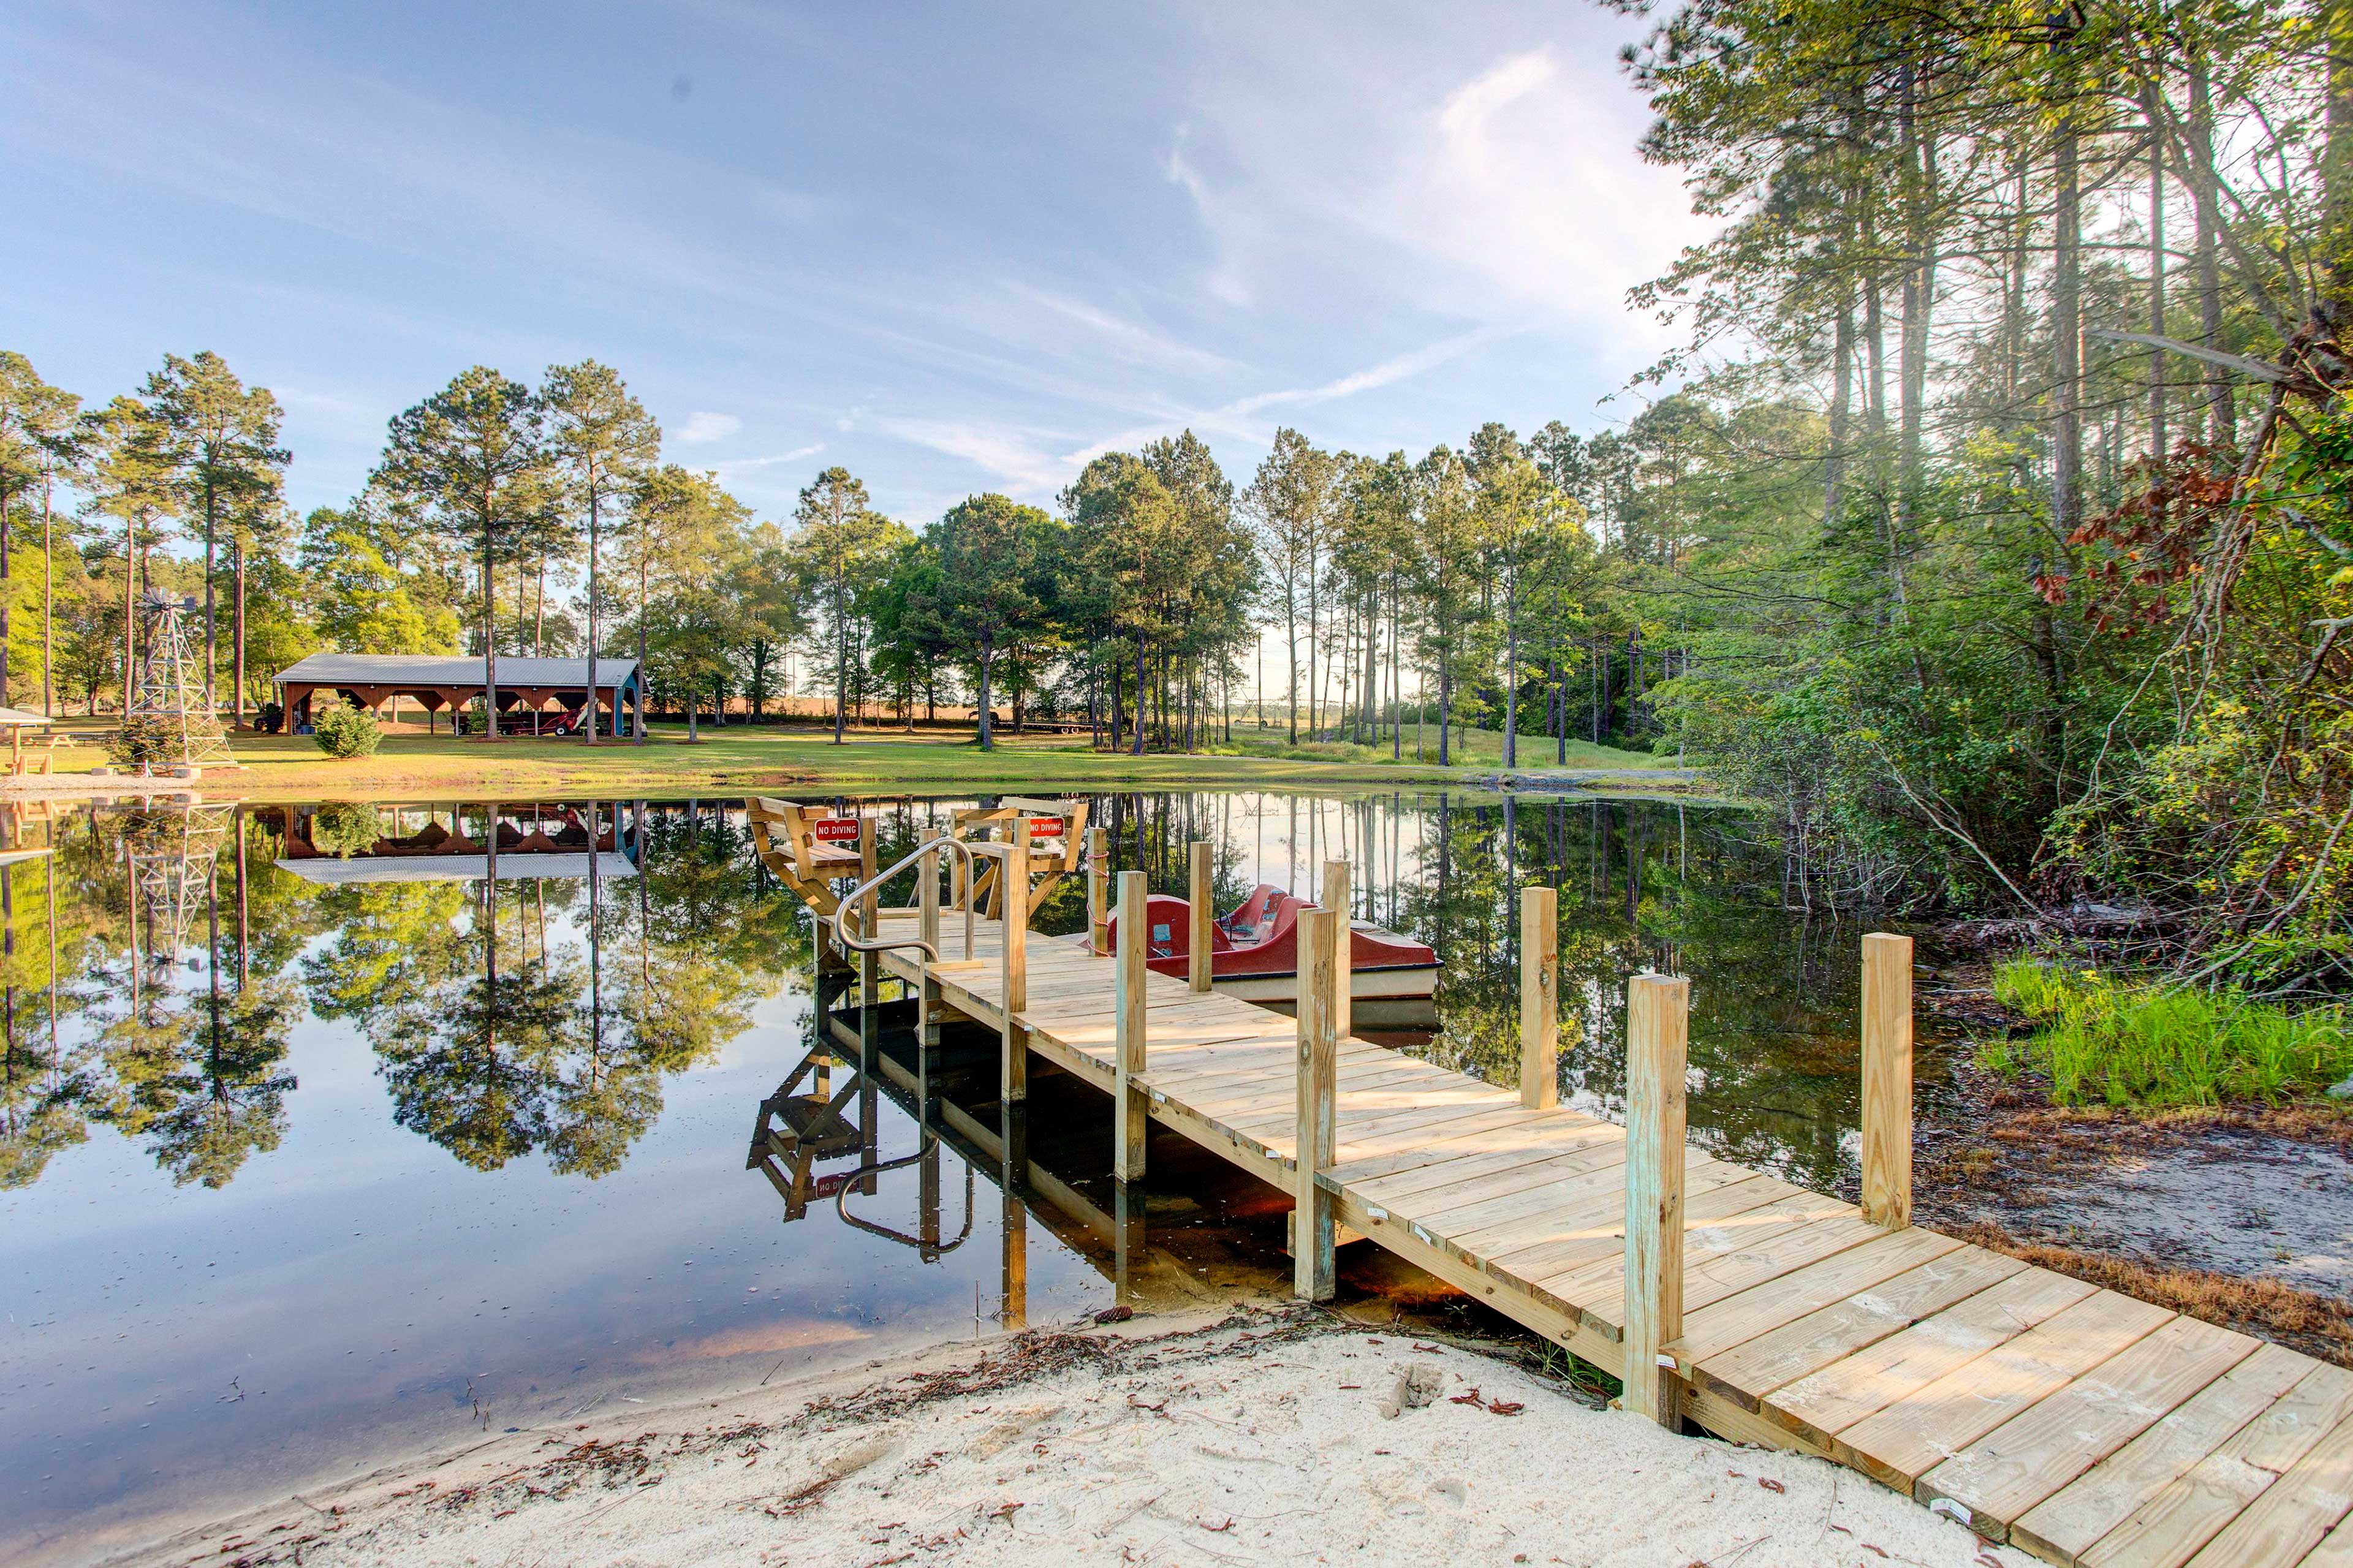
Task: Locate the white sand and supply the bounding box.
[124,1309,2031,1568]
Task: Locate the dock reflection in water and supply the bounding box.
[1,789,1915,1567]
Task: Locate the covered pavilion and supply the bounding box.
[271,654,645,737]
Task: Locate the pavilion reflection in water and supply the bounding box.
[273,802,643,884]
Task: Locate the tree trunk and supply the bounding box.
[977,635,995,750]
[2053,91,2085,541]
[2146,82,2169,461]
[634,554,648,744]
[1132,639,1147,756]
[232,535,245,730]
[833,577,849,744]
[2188,50,2232,447]
[585,481,600,744]
[202,488,217,715]
[1436,646,1452,766]
[40,477,54,718]
[1502,577,1519,770]
[1827,295,1854,523]
[482,518,501,740]
[122,517,136,716]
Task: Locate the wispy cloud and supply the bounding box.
[677,411,742,444]
[1070,329,1500,465]
[873,419,1075,499]
[711,445,824,480]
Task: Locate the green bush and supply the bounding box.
[1986,958,2352,1108]
[313,703,381,759]
[309,801,384,857]
[105,714,187,771]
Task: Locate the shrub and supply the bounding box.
[313,703,381,759]
[1987,957,2352,1108]
[105,714,187,771]
[309,801,384,857]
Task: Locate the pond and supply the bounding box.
[0,790,1944,1564]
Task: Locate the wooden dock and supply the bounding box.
[773,801,2353,1568]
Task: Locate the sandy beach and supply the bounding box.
[114,1307,2028,1568]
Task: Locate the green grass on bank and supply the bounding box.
[24,718,1677,803]
[1982,958,2353,1108]
[1212,721,1678,771]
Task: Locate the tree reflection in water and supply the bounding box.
[12,791,1890,1197]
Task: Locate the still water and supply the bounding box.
[0,790,1934,1564]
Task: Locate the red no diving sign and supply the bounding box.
[812,817,861,843]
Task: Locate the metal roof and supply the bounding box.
[272,654,640,689]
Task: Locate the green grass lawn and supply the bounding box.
[28,718,1677,801]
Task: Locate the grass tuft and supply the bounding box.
[1986,957,2352,1108]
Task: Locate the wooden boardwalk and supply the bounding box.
[867,906,2353,1568]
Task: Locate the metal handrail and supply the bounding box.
[836,1145,976,1259]
[833,834,983,963]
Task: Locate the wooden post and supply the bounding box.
[1520,885,1559,1109]
[1000,819,1029,1104]
[1188,840,1213,992]
[1086,825,1108,954]
[1621,971,1689,1427]
[1320,858,1350,1040]
[857,813,879,1066]
[1294,906,1339,1301]
[917,832,942,1049]
[1000,1187,1028,1331]
[1862,932,1914,1229]
[1115,869,1149,1181]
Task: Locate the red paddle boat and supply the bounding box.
[1100,883,1439,1029]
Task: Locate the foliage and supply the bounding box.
[1985,958,2353,1108]
[312,701,380,758]
[309,801,385,856]
[106,713,192,770]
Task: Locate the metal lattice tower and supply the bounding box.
[129,593,236,770]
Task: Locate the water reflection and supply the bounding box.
[3,790,1924,1198]
[0,786,1926,1567]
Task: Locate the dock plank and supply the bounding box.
[2011,1343,2313,1565]
[2081,1362,2353,1568]
[1916,1314,2260,1540]
[1835,1291,2175,1493]
[840,906,2353,1568]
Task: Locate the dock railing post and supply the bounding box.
[1001,818,1030,1105]
[857,814,879,1069]
[1621,971,1689,1428]
[917,831,943,1053]
[1861,932,1914,1229]
[1188,840,1213,992]
[1115,869,1150,1181]
[1294,906,1339,1302]
[1086,825,1109,955]
[1320,858,1351,1040]
[1520,885,1559,1110]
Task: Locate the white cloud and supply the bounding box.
[874,418,1078,500]
[1069,329,1497,465]
[1162,21,1710,350]
[677,411,742,444]
[711,445,824,479]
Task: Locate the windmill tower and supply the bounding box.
[129,593,235,771]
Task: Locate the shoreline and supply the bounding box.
[104,1305,2028,1568]
[0,725,1700,805]
[1912,972,2353,1366]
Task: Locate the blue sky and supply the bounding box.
[2,1,1708,526]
